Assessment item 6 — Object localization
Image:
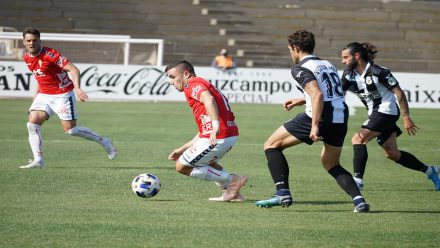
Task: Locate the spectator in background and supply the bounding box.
[20,27,117,169]
[211,48,236,72]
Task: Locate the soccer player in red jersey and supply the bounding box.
[20,27,116,169]
[165,60,247,202]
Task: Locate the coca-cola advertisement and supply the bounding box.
[0,61,439,108]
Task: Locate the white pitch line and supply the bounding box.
[0,139,397,149]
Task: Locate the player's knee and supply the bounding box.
[321,158,339,171]
[175,166,184,174]
[263,141,271,150]
[66,126,79,136]
[385,150,400,161]
[27,122,40,133]
[175,163,190,175]
[351,134,362,144]
[263,139,280,150]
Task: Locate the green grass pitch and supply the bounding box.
[0,99,439,247]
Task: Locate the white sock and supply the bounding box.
[27,122,43,163]
[214,168,230,188]
[425,166,433,176]
[66,126,103,143]
[190,166,232,184]
[353,196,363,201]
[353,177,363,184]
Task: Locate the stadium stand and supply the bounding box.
[1,0,439,72]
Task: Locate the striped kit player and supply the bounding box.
[256,30,369,213]
[341,41,440,192]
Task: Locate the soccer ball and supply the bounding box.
[131,173,161,198]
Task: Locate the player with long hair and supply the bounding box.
[341,41,440,191]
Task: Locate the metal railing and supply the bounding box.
[0,32,164,66]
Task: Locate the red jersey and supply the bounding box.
[24,46,74,94]
[184,77,239,139]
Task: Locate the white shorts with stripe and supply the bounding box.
[178,136,238,167]
[29,91,77,120]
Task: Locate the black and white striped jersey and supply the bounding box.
[341,63,399,116]
[291,55,347,124]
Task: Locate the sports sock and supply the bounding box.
[353,144,368,179]
[27,122,44,163]
[66,126,103,143]
[214,167,229,189]
[276,189,291,197]
[190,166,232,184]
[425,166,433,176]
[396,150,428,172]
[353,195,366,206]
[328,164,361,198]
[265,148,290,190]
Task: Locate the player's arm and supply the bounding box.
[340,70,351,93]
[168,133,199,161]
[199,90,220,145]
[304,80,324,142]
[33,83,40,99]
[63,62,88,102]
[391,85,418,135]
[284,98,305,111]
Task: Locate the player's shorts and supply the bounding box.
[283,112,347,147]
[29,91,77,121]
[178,136,238,167]
[361,111,402,145]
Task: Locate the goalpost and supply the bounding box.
[0,31,164,66]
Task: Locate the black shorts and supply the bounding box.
[283,112,347,147]
[361,112,402,145]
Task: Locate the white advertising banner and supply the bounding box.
[1,61,439,108]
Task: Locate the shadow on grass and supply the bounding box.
[143,199,181,202]
[371,210,440,214]
[244,200,440,214]
[244,199,348,205]
[366,189,438,192]
[49,166,174,170]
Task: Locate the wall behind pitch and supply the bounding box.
[1,61,439,108]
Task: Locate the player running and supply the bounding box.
[341,41,440,191]
[20,27,116,169]
[165,60,247,202]
[255,30,369,212]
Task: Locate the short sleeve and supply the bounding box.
[378,68,399,90]
[48,48,70,69]
[291,66,316,88]
[188,81,208,101]
[341,70,351,91]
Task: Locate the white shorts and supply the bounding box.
[29,91,77,120]
[178,136,238,167]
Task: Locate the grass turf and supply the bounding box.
[0,99,439,247]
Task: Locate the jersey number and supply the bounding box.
[322,72,343,98]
